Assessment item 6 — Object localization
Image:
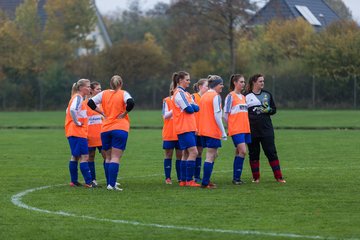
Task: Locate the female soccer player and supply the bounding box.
[245,74,286,183]
[86,81,106,186]
[65,78,95,188]
[224,74,251,185]
[198,75,227,189]
[87,75,135,191]
[191,79,208,182]
[172,71,200,187]
[162,84,182,184]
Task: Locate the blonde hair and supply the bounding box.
[193,78,208,92]
[110,75,123,90]
[71,79,90,96]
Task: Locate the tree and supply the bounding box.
[98,33,168,108]
[305,20,360,108]
[324,0,352,20]
[0,0,98,110]
[168,0,257,74]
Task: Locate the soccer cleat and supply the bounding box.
[252,178,260,183]
[232,179,245,185]
[70,182,82,187]
[179,181,186,187]
[201,184,217,189]
[208,182,217,188]
[186,180,201,187]
[107,184,123,191]
[92,180,98,186]
[116,182,121,186]
[165,178,172,185]
[84,182,99,188]
[276,178,286,183]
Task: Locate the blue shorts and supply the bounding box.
[196,135,203,147]
[101,130,128,151]
[88,146,102,153]
[177,131,196,150]
[232,133,252,147]
[202,136,221,149]
[163,140,180,150]
[68,137,89,157]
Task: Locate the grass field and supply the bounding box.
[1,110,360,240]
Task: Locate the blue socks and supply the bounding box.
[180,161,187,181]
[194,157,202,179]
[88,161,96,181]
[164,158,172,179]
[186,160,196,181]
[108,162,119,187]
[104,162,110,185]
[175,159,181,181]
[69,161,78,183]
[202,161,214,186]
[80,162,92,184]
[233,156,244,181]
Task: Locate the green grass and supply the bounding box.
[1,111,360,240]
[0,110,359,128]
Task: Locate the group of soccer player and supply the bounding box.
[162,71,286,189]
[65,75,134,191]
[64,71,285,191]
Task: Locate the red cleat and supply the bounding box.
[186,180,201,187]
[179,181,186,187]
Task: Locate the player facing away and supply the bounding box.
[223,74,251,185]
[85,81,106,187]
[191,79,208,183]
[198,75,227,189]
[245,74,286,183]
[162,84,182,184]
[171,71,201,187]
[65,79,96,188]
[87,75,135,191]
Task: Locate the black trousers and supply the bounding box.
[248,136,278,161]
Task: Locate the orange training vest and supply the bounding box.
[198,91,222,139]
[162,96,178,141]
[65,94,88,138]
[172,87,197,135]
[101,90,130,133]
[227,91,250,136]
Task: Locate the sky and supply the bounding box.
[95,0,360,23]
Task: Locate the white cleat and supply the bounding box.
[116,182,121,186]
[107,184,123,191]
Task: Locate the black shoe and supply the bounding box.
[232,179,245,185]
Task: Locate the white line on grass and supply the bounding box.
[11,185,359,240]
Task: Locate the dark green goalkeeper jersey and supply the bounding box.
[245,90,277,138]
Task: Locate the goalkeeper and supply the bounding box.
[245,74,286,183]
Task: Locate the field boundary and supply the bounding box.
[10,184,359,240]
[1,126,360,130]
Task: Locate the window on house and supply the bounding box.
[295,5,322,26]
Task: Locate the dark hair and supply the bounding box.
[193,78,207,92]
[90,81,100,90]
[172,71,189,89]
[229,74,245,91]
[246,74,263,93]
[169,82,174,96]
